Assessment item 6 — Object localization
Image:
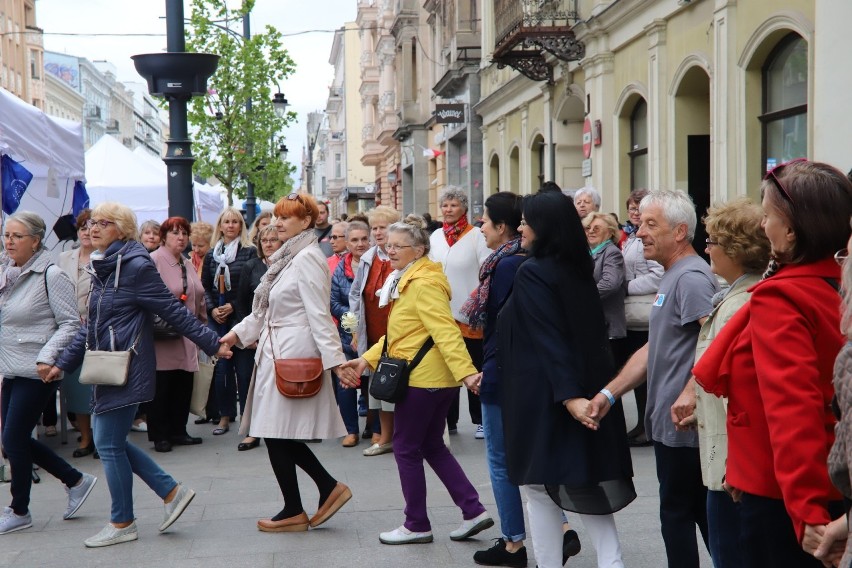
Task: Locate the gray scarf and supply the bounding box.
[251,230,317,318]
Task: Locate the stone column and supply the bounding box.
[645,19,668,191]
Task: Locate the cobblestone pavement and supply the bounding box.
[1,393,711,567]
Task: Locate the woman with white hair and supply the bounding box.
[429,186,490,438]
[574,188,601,219]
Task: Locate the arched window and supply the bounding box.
[629,99,648,190]
[761,33,807,173]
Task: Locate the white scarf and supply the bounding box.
[377,259,416,308]
[212,238,239,291]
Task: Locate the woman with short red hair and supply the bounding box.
[147,217,210,452]
[221,193,356,532]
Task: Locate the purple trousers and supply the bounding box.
[393,386,486,532]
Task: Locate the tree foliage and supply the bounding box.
[186,0,296,206]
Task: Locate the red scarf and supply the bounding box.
[343,253,355,279]
[443,216,469,247]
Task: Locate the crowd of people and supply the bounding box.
[1,160,852,568]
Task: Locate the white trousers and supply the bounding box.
[523,484,624,568]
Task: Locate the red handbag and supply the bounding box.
[267,323,324,398]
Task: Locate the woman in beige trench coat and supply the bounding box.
[222,193,359,533]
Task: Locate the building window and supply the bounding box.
[761,33,807,173]
[334,153,342,179]
[629,99,648,190]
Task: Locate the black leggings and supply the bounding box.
[265,438,337,519]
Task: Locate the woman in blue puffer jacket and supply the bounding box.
[48,202,232,549]
[329,220,370,447]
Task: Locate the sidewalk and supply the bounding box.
[1,397,711,567]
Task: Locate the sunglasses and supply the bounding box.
[764,158,808,204]
[286,193,303,202]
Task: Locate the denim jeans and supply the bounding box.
[1,377,82,515]
[93,404,178,523]
[333,372,358,435]
[738,492,826,568]
[481,401,525,542]
[706,489,743,568]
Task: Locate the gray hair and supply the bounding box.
[388,214,431,255]
[345,220,370,238]
[574,187,601,209]
[439,186,469,212]
[331,220,349,233]
[639,189,698,242]
[140,219,161,234]
[7,211,46,248]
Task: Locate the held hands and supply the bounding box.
[217,331,237,359]
[803,518,848,567]
[337,358,370,388]
[563,393,612,431]
[671,378,697,431]
[722,480,743,503]
[38,363,58,383]
[462,372,482,395]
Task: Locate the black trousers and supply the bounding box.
[653,442,709,568]
[739,492,840,568]
[447,336,483,428]
[625,330,648,434]
[265,438,337,518]
[147,369,193,443]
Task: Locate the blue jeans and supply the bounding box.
[93,404,177,523]
[1,377,82,515]
[214,348,254,419]
[706,489,743,568]
[481,401,526,542]
[333,372,358,435]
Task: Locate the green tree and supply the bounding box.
[186,0,296,206]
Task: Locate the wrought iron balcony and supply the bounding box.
[492,0,584,83]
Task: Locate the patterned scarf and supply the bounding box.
[212,238,239,291]
[443,215,469,247]
[251,230,317,319]
[460,236,522,330]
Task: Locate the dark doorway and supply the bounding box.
[687,135,711,262]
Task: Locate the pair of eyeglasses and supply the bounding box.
[3,232,32,242]
[705,238,719,247]
[627,207,640,214]
[260,238,279,245]
[385,244,413,251]
[329,235,344,240]
[764,158,808,204]
[836,249,849,266]
[519,220,527,227]
[85,219,116,229]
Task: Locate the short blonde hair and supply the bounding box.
[582,211,620,244]
[388,214,430,255]
[367,205,401,226]
[703,198,771,273]
[92,202,138,241]
[190,221,214,244]
[211,207,250,248]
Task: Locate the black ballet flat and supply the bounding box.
[238,438,261,451]
[72,444,95,458]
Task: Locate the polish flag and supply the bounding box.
[423,148,445,159]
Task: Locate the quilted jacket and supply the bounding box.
[55,239,221,414]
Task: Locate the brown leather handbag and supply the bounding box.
[267,323,324,398]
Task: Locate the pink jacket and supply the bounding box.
[151,246,209,371]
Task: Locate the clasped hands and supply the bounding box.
[212,303,233,325]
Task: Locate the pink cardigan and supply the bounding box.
[150,246,209,371]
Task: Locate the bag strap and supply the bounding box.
[43,264,52,304]
[407,337,435,373]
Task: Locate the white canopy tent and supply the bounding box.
[0,87,85,250]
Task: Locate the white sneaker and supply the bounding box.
[379,525,433,545]
[160,484,196,532]
[449,511,494,541]
[0,507,32,535]
[84,522,138,548]
[474,425,485,439]
[64,472,97,520]
[130,421,148,433]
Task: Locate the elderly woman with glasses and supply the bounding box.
[0,212,97,536]
[47,203,230,547]
[692,160,852,567]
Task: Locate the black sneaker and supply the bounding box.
[474,538,528,567]
[562,529,581,565]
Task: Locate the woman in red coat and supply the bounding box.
[693,160,852,568]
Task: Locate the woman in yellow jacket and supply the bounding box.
[341,215,492,546]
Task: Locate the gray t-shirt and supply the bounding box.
[645,255,718,448]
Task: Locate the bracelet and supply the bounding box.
[599,388,616,407]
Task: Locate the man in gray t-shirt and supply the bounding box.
[580,190,716,568]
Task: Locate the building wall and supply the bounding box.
[0,0,43,108]
[44,72,83,122]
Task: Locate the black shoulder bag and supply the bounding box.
[369,335,434,403]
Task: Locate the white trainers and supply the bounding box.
[379,525,434,545]
[449,511,494,541]
[0,507,32,535]
[159,484,195,532]
[84,522,138,548]
[64,472,97,520]
[474,425,485,439]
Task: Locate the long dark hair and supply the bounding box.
[484,192,522,237]
[522,190,593,277]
